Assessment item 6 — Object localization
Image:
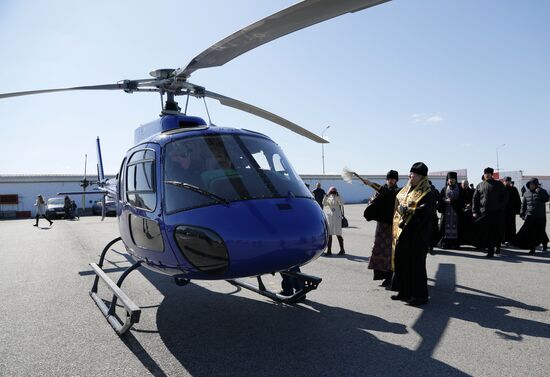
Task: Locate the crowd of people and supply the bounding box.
[312,163,549,307]
[434,168,548,256]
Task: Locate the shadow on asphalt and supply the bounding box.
[426,264,548,345]
[435,247,550,265]
[321,253,370,262]
[86,245,550,376]
[112,264,473,377]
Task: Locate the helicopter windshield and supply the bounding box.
[164,134,312,213]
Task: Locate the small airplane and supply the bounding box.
[0,0,390,334]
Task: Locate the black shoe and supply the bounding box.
[495,246,500,254]
[278,290,293,297]
[543,245,548,252]
[486,252,494,258]
[381,278,392,287]
[33,224,38,227]
[391,294,410,301]
[338,250,345,256]
[407,297,429,306]
[324,251,332,256]
[529,249,536,255]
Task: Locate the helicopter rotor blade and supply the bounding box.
[0,80,157,99]
[204,89,328,144]
[175,0,390,79]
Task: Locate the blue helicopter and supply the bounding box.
[0,0,390,334]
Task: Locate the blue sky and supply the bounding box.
[1,0,549,182]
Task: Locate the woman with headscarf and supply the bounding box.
[361,170,400,286]
[322,186,345,255]
[390,162,434,306]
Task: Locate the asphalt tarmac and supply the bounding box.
[1,205,549,376]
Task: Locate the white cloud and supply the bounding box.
[410,113,445,125]
[426,115,444,123]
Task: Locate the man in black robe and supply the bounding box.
[428,180,440,254]
[502,176,521,245]
[459,179,475,245]
[472,167,508,257]
[362,170,400,286]
[437,172,463,249]
[514,178,549,254]
[390,162,434,306]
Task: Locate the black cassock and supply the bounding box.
[514,216,549,250]
[471,179,508,249]
[503,186,521,243]
[513,188,549,250]
[391,190,434,300]
[437,185,463,248]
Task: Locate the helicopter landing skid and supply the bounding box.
[89,237,142,335]
[228,270,322,304]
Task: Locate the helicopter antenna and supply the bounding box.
[202,97,212,124]
[184,93,190,115]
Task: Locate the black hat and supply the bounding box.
[386,170,399,181]
[446,171,457,180]
[527,178,540,187]
[504,176,512,182]
[484,167,494,174]
[410,162,428,176]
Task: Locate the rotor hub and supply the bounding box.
[149,68,176,79]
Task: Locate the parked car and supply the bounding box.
[92,199,117,216]
[46,197,66,218]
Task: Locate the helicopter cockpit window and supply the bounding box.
[164,134,312,213]
[126,149,156,211]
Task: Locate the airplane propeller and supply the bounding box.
[0,0,390,143]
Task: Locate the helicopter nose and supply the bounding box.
[198,199,327,277]
[166,198,327,279]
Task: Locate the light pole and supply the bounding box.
[321,125,330,174]
[496,144,505,173]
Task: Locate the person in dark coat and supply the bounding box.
[312,182,325,207]
[502,176,521,245]
[472,167,508,257]
[461,180,475,208]
[437,172,463,249]
[64,195,72,219]
[514,178,549,254]
[428,180,440,254]
[390,162,434,306]
[459,179,475,245]
[361,170,400,287]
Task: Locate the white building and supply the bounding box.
[1,171,467,218]
[0,175,115,218]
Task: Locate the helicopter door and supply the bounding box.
[119,146,164,255]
